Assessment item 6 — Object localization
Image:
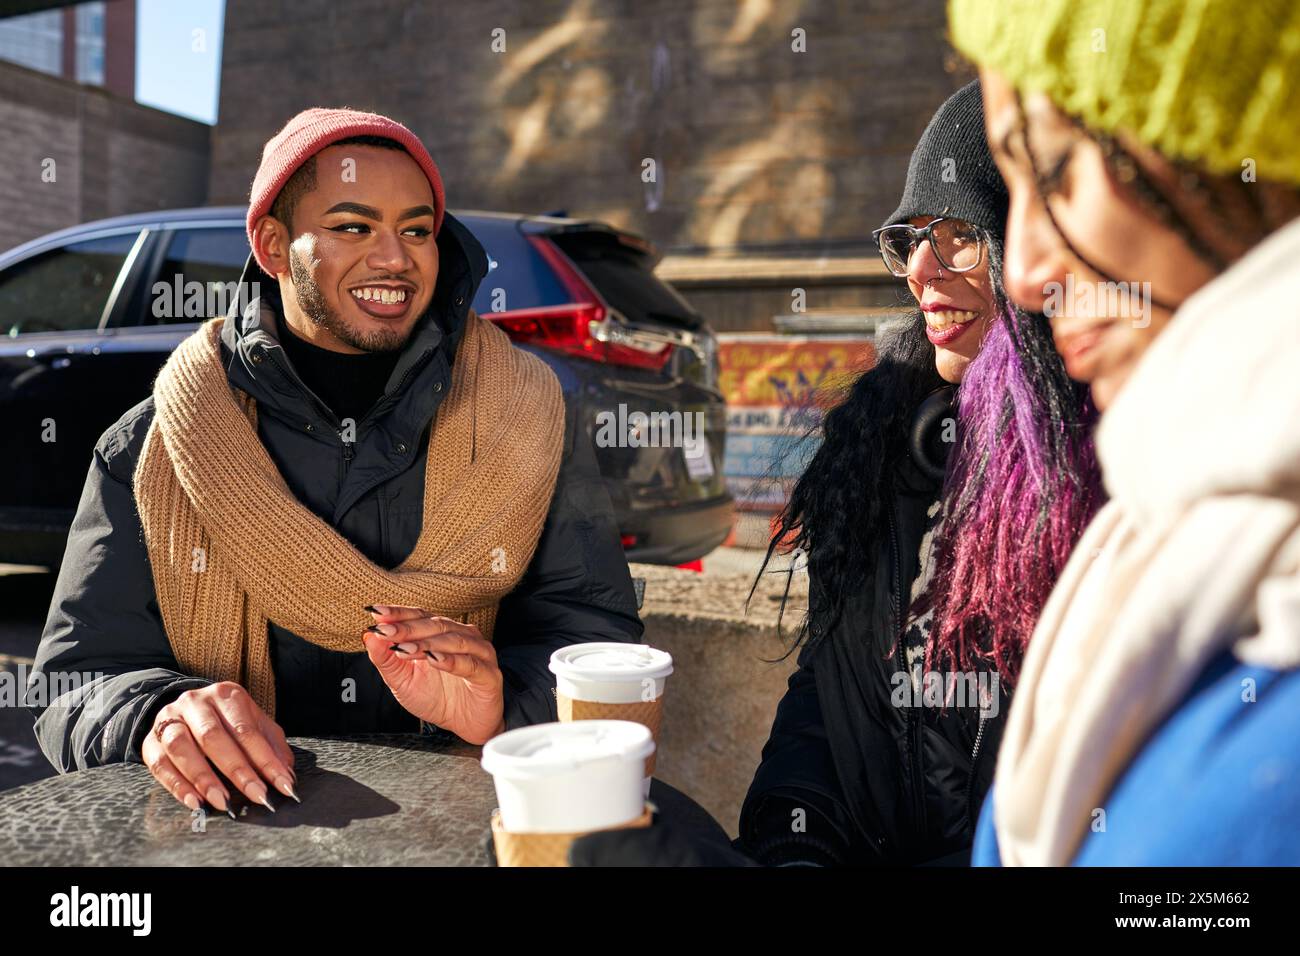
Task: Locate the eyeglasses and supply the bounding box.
[871,217,985,278]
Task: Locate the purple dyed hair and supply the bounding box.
[912,304,1104,685]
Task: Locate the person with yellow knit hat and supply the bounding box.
[947,0,1300,864]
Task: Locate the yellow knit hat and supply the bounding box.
[948,0,1300,187]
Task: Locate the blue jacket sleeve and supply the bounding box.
[970,788,1002,866]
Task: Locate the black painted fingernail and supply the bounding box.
[390,643,403,652]
[363,604,378,613]
[366,624,384,634]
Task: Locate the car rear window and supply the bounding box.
[463,217,568,315]
[144,227,250,324]
[160,228,249,283]
[550,231,701,329]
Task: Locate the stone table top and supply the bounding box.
[0,734,724,866]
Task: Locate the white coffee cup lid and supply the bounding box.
[481,720,654,780]
[548,642,674,682]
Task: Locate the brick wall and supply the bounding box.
[210,0,970,256]
[0,60,210,253]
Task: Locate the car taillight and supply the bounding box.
[491,303,609,361]
[484,236,672,371]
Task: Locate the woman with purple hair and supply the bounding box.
[571,81,1103,866]
[727,79,1103,866]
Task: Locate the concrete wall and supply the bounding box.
[210,0,969,259]
[644,611,796,838]
[630,558,807,838]
[0,60,210,252]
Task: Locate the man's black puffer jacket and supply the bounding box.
[738,391,1009,866]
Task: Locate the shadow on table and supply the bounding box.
[213,745,401,830]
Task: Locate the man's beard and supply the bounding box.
[288,246,420,353]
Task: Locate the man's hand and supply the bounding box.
[141,682,298,815]
[362,605,506,745]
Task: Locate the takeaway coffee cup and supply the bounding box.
[480,720,655,866]
[548,643,673,792]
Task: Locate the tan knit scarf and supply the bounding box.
[133,310,564,716]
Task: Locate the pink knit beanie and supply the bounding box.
[246,107,446,273]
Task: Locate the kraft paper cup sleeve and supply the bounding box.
[556,693,663,776]
[490,803,654,867]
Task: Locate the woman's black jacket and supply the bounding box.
[737,399,1010,866]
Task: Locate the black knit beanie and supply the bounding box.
[883,80,1009,237]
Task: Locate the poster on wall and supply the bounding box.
[717,334,876,513]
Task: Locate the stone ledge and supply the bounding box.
[630,556,805,838]
[640,610,796,840]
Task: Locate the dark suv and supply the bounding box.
[0,206,732,567]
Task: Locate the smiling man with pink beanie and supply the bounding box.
[29,107,643,818]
